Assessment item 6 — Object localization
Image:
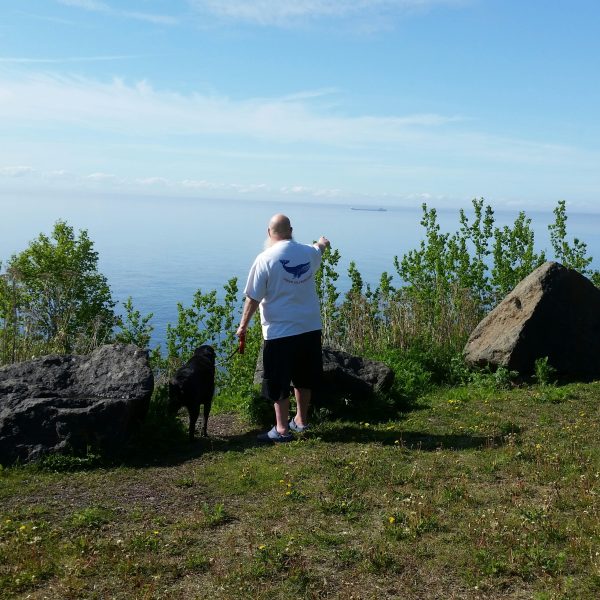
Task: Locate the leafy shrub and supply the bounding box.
[0,221,115,364]
[471,366,518,390]
[130,385,188,454]
[114,296,154,349]
[241,390,273,427]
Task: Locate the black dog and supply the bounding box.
[168,345,216,440]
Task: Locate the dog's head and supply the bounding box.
[193,344,216,367]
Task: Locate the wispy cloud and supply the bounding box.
[0,73,462,145]
[0,165,346,200]
[188,0,466,26]
[15,11,81,26]
[0,166,35,177]
[86,172,117,181]
[0,55,146,64]
[58,0,105,11]
[59,0,107,9]
[57,0,178,25]
[4,164,599,212]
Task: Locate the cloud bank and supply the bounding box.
[1,72,597,209]
[0,73,462,145]
[188,0,465,26]
[0,72,587,169]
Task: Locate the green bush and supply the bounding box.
[0,221,115,363]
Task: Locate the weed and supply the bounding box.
[364,544,403,574]
[469,365,518,390]
[70,506,114,529]
[318,495,366,520]
[534,356,557,386]
[533,386,570,404]
[200,502,230,527]
[185,552,210,573]
[129,531,161,553]
[174,475,196,488]
[442,485,468,503]
[38,448,102,472]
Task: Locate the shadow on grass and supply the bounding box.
[35,418,506,472]
[32,392,500,472]
[312,423,506,451]
[112,414,506,469]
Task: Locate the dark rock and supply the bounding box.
[321,346,394,396]
[464,261,600,377]
[0,344,153,464]
[254,344,394,404]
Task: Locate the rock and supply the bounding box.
[254,344,394,404]
[464,261,600,377]
[321,346,394,396]
[0,344,153,464]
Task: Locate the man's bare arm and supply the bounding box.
[236,296,260,337]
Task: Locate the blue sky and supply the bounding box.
[1,0,600,210]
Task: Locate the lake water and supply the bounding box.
[3,192,600,347]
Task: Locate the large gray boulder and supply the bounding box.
[464,261,600,378]
[0,344,153,464]
[254,344,394,403]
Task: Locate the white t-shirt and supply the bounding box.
[244,239,323,340]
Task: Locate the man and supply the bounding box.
[236,214,330,442]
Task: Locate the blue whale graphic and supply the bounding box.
[280,260,310,279]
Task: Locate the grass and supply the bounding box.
[1,381,600,599]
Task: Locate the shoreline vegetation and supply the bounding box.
[2,198,600,598]
[1,199,599,384]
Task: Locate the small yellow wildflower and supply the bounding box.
[19,525,27,531]
[153,531,159,535]
[258,544,266,550]
[388,516,396,524]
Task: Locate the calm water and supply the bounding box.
[3,193,600,346]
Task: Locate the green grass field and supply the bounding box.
[1,381,599,599]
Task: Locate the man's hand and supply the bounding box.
[316,236,330,253]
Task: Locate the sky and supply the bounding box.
[1,0,600,211]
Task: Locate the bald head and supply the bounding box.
[268,214,293,241]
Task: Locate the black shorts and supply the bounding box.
[261,330,322,402]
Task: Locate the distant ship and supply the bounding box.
[350,207,387,212]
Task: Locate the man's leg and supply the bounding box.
[291,331,320,429]
[274,395,290,435]
[293,387,311,428]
